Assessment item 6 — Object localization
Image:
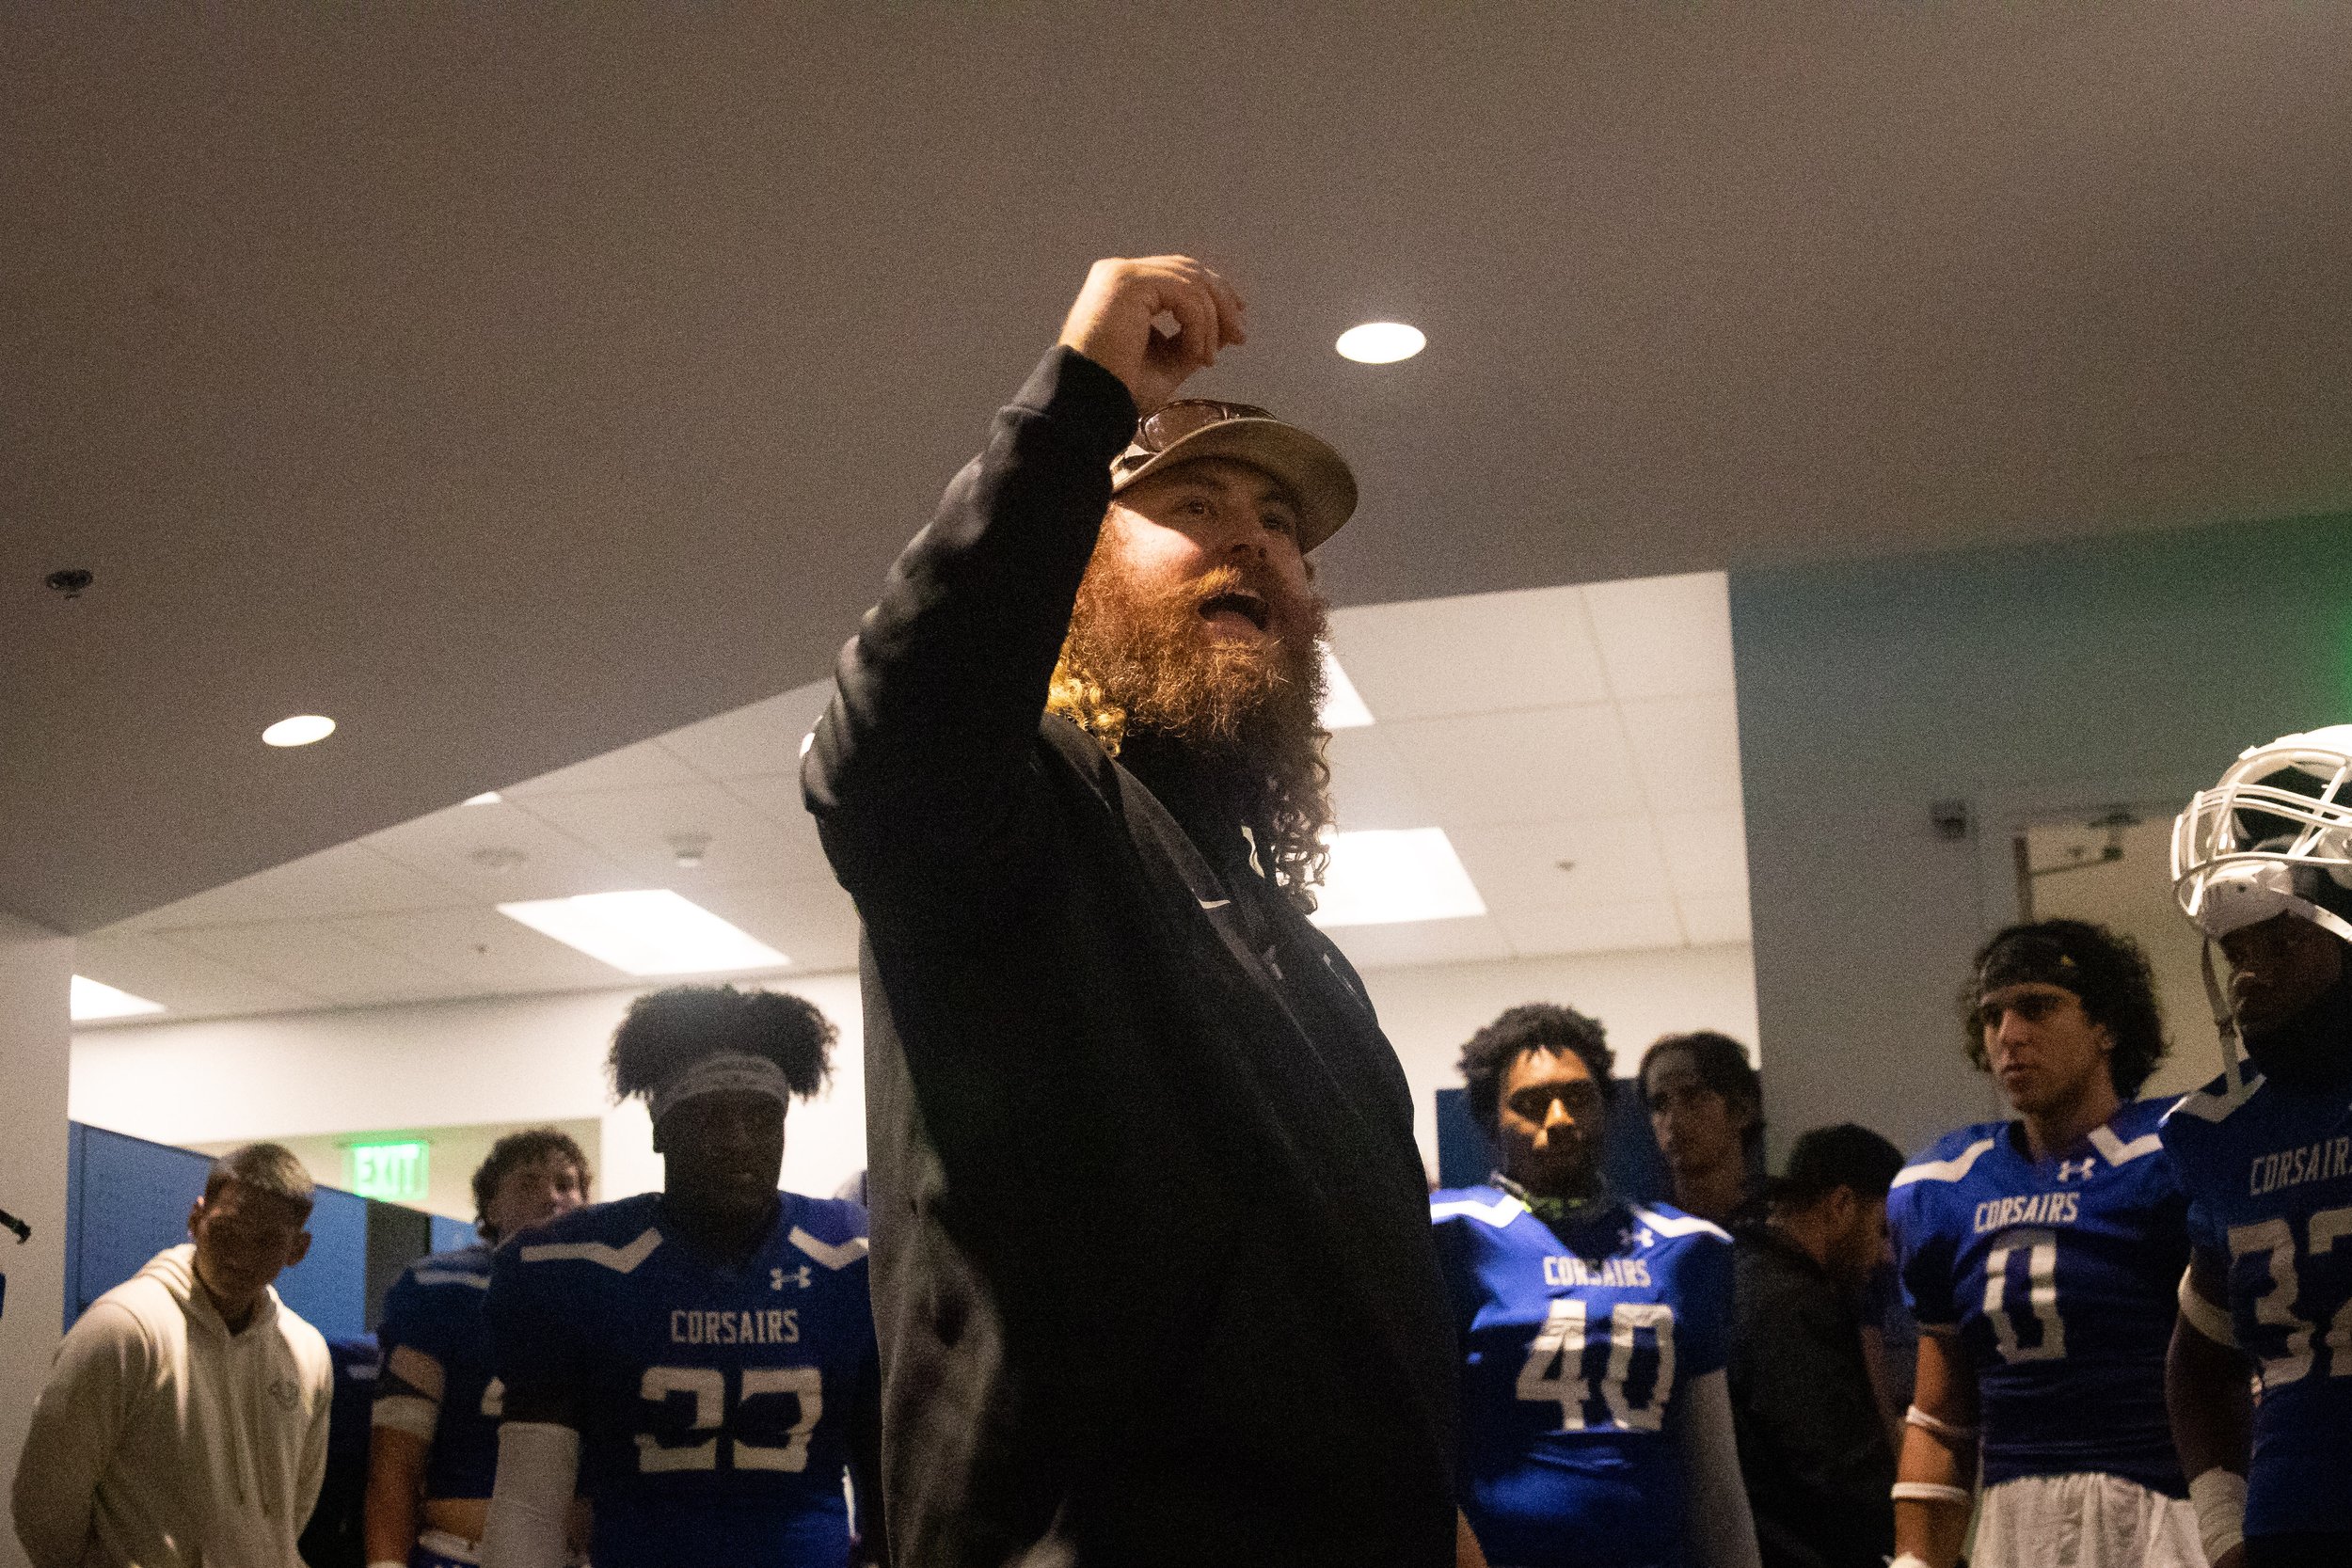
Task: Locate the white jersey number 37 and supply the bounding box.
[1516,1299,1677,1433]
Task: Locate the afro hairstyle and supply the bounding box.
[609,984,835,1105]
[1458,1002,1613,1134]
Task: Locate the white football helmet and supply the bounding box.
[2172,724,2352,946]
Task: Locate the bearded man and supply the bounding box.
[803,256,1469,1568]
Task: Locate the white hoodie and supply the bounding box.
[10,1243,332,1568]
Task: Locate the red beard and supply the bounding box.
[1058,546,1328,753]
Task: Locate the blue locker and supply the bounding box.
[430,1213,482,1254]
[275,1185,368,1341]
[71,1127,211,1326]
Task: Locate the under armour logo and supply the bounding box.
[1619,1227,1656,1251]
[2058,1158,2097,1182]
[771,1265,812,1291]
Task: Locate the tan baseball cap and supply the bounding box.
[1108,399,1359,552]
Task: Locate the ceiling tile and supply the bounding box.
[72,927,329,1019]
[511,782,809,886]
[1499,899,1687,958]
[696,773,837,883]
[119,844,467,929]
[160,921,470,1006]
[1677,895,1753,945]
[1323,914,1516,972]
[656,681,834,782]
[361,800,639,903]
[1384,705,1645,827]
[1581,572,1735,701]
[1448,816,1671,912]
[688,878,865,975]
[330,906,629,991]
[1325,727,1438,832]
[1652,808,1750,901]
[1328,585,1609,721]
[502,742,706,799]
[1617,692,1744,815]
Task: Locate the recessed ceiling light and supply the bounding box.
[497,890,788,975]
[465,791,503,806]
[1319,646,1374,729]
[1335,322,1425,364]
[1310,828,1486,927]
[262,714,337,748]
[71,975,167,1022]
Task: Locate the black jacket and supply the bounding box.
[1726,1224,1898,1568]
[803,349,1459,1568]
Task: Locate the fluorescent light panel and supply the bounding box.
[1319,646,1374,729]
[72,975,167,1022]
[1311,828,1486,927]
[497,890,788,976]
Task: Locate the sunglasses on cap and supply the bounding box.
[1124,399,1279,457]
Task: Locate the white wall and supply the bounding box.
[1731,510,2352,1160]
[0,913,73,1568]
[74,944,1757,1187]
[72,973,870,1206]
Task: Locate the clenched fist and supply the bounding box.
[1057,255,1248,412]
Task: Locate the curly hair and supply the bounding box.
[470,1127,591,1241]
[609,985,835,1104]
[1961,918,2169,1098]
[1638,1030,1765,1155]
[1458,1003,1613,1133]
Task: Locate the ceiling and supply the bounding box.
[74,575,1745,1023]
[10,8,2352,936]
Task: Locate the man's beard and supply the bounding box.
[1051,535,1335,903]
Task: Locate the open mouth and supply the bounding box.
[1199,589,1272,633]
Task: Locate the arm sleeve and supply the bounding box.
[485,1246,588,1407]
[1677,1369,1763,1568]
[801,347,1137,907]
[1888,1183,1960,1328]
[297,1353,334,1527]
[1679,1234,1735,1379]
[10,1305,147,1568]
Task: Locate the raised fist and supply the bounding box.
[1056,255,1248,412]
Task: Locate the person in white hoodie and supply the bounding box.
[12,1141,334,1568]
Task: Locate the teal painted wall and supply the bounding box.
[1730,511,2352,1158]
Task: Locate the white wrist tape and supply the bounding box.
[1891,1481,1973,1508]
[1890,1556,1933,1568]
[2189,1467,2246,1564]
[1904,1403,1978,1444]
[2179,1270,2239,1347]
[372,1394,439,1441]
[479,1421,579,1568]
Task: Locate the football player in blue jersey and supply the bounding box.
[2164,725,2352,1568]
[1886,919,2199,1568]
[1433,1003,1761,1568]
[367,1129,591,1568]
[479,986,883,1568]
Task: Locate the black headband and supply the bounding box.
[1977,932,2084,1001]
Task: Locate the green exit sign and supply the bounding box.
[347,1140,430,1203]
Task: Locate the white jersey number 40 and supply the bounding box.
[1516,1299,1677,1433]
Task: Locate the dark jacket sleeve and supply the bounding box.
[802,347,1136,902]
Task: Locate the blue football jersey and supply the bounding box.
[1432,1186,1733,1568]
[2162,1068,2352,1538]
[378,1244,503,1500]
[1887,1098,2190,1496]
[487,1192,875,1568]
